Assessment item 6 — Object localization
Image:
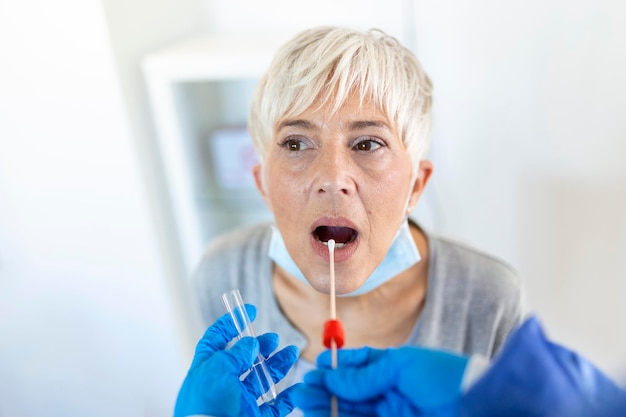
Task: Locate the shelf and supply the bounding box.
[143,33,288,277]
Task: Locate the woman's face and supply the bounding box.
[254,94,431,294]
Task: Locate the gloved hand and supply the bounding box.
[174,304,299,417]
[294,346,468,417]
[461,316,626,417]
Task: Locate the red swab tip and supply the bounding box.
[323,319,345,348]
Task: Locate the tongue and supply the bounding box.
[316,226,355,244]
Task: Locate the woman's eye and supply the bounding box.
[280,138,309,151]
[354,138,383,151]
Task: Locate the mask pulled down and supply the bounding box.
[268,220,421,297]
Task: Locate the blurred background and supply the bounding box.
[1,0,625,415]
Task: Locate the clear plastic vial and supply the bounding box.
[221,289,278,404]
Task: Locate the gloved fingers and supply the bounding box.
[316,346,385,369]
[374,389,457,417]
[299,412,373,417]
[175,348,252,417]
[256,333,297,380]
[302,368,324,386]
[298,370,340,414]
[257,332,279,359]
[258,383,300,417]
[317,351,398,401]
[220,336,260,376]
[193,304,257,363]
[241,345,299,398]
[265,345,299,382]
[300,409,375,417]
[293,382,377,416]
[374,389,421,417]
[291,383,331,411]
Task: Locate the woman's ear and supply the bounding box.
[253,164,272,211]
[407,160,433,214]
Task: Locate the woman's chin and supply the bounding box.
[307,279,362,296]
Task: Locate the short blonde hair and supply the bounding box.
[248,26,433,178]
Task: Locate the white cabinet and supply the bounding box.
[142,33,290,277]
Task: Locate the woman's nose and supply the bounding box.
[314,148,355,196]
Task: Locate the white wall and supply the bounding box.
[100,0,218,359]
[204,0,411,42]
[412,0,626,381]
[0,1,185,416]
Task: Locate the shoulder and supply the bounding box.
[201,222,273,258]
[425,231,526,355]
[429,233,522,301]
[192,222,274,323]
[195,222,273,275]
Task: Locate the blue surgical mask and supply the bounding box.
[268,220,421,297]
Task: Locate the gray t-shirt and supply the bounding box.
[192,221,525,396]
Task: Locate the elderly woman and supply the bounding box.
[191,25,524,415]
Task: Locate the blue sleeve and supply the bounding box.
[461,316,626,417]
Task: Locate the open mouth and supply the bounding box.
[313,226,358,248]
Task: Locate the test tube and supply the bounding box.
[221,289,278,404]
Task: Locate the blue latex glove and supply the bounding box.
[294,346,469,417]
[461,316,626,417]
[174,304,300,417]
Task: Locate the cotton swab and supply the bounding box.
[322,239,343,417]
